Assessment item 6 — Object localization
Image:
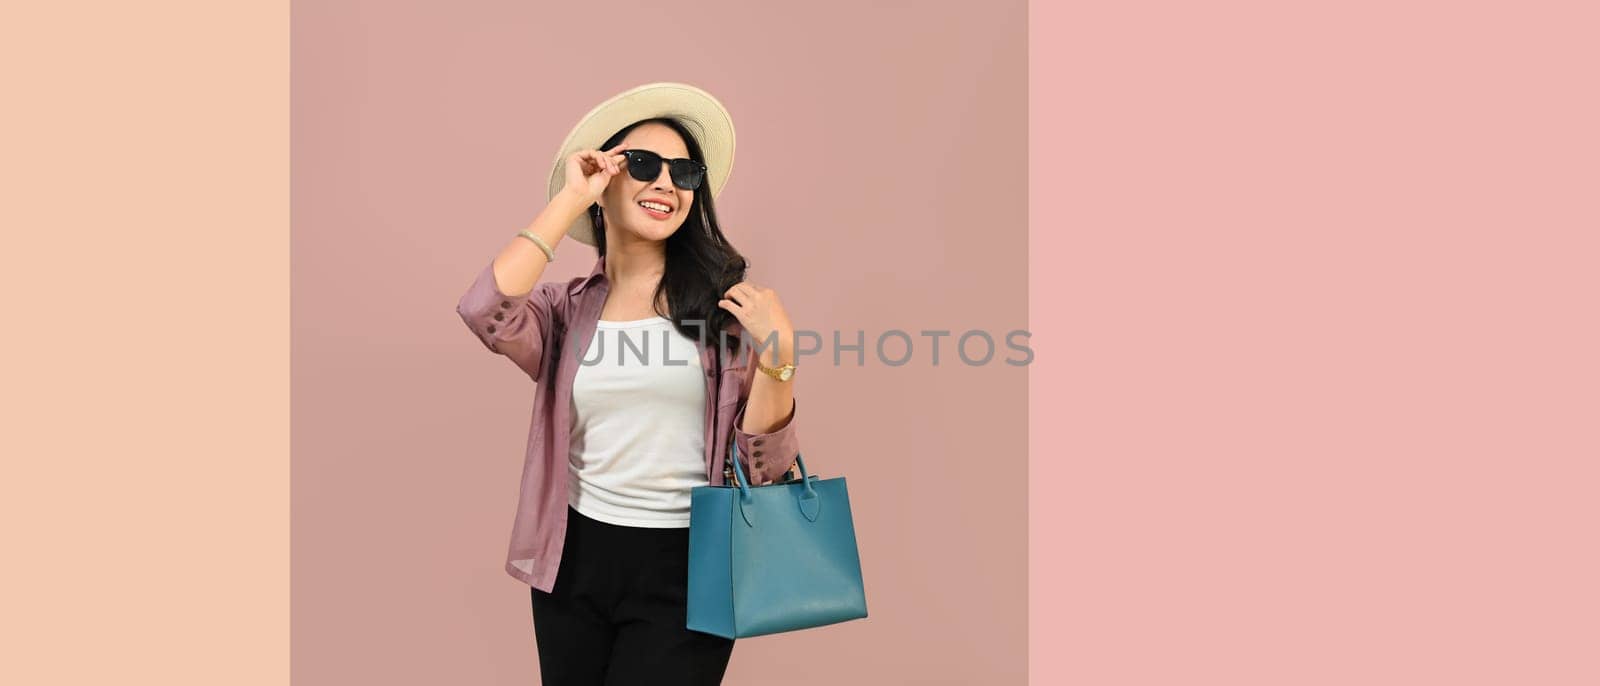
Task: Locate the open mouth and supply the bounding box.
[637,200,674,219]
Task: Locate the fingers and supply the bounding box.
[571,150,596,175]
[573,149,620,175]
[724,282,769,306]
[720,281,763,313]
[601,144,629,173]
[717,298,746,317]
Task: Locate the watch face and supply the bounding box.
[778,367,794,381]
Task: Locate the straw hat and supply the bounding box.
[546,82,736,246]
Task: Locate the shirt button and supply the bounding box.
[752,439,764,447]
[493,312,505,321]
[500,300,512,309]
[753,450,763,457]
[755,461,766,469]
[486,325,497,334]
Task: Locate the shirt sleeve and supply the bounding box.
[455,260,562,380]
[732,387,800,486]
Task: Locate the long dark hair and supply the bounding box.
[589,117,748,355]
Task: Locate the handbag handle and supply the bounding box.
[729,441,815,503]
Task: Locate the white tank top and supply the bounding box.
[567,315,708,527]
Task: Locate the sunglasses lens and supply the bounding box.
[669,161,706,190]
[623,151,705,190]
[625,150,662,182]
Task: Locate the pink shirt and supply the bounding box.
[456,255,801,591]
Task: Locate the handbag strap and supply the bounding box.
[729,441,813,501]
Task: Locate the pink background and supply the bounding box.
[292,1,1025,684]
[1032,1,1600,684]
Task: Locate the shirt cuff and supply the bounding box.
[733,399,799,485]
[456,260,549,378]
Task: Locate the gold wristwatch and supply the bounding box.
[756,359,797,382]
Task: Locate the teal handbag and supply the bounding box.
[686,443,869,638]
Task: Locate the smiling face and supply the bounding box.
[596,121,697,244]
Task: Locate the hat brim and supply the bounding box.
[546,82,735,247]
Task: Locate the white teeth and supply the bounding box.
[638,201,671,213]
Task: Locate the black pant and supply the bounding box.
[530,505,735,685]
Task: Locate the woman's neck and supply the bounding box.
[602,231,666,293]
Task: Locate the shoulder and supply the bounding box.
[549,278,579,299]
[512,280,573,312]
[516,280,575,328]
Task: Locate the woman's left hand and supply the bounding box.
[718,282,795,364]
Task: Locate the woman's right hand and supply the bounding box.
[560,143,629,205]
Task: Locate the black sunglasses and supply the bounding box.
[620,149,708,191]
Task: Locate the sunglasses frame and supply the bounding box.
[620,149,708,191]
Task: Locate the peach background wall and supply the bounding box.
[6,2,289,685]
[291,1,1026,684]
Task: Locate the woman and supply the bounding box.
[455,83,800,685]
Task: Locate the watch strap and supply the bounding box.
[756,360,796,381]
